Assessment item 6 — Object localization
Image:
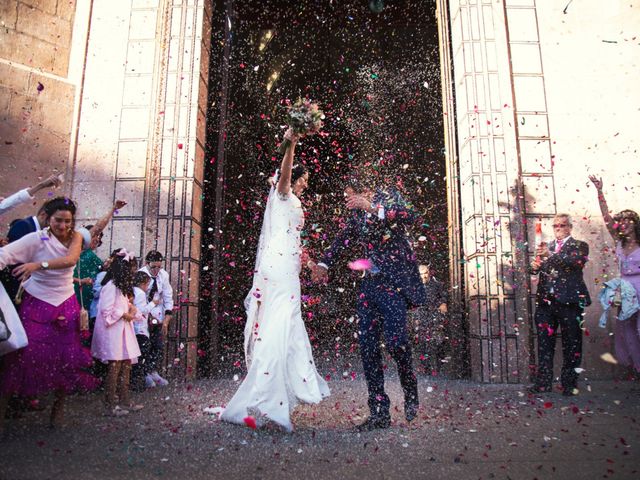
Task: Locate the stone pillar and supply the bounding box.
[436,0,468,378]
[73,0,212,379]
[444,0,549,383]
[502,0,559,383]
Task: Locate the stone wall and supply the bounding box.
[0,0,77,229]
[0,0,75,76]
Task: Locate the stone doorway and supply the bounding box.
[197,0,463,378]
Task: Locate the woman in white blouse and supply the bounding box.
[0,197,98,430]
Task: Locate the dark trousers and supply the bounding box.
[131,334,152,387]
[414,309,447,372]
[148,325,165,373]
[534,301,584,390]
[357,275,418,418]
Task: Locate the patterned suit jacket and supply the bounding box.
[322,187,426,308]
[533,237,591,306]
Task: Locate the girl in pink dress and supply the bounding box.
[0,197,98,430]
[590,176,640,376]
[91,250,143,415]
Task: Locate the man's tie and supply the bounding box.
[148,277,158,302]
[555,239,564,254]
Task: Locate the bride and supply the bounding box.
[219,129,330,431]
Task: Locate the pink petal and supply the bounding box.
[348,258,372,271]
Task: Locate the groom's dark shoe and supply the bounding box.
[405,399,419,422]
[527,384,552,395]
[356,415,391,432]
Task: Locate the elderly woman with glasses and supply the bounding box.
[590,175,640,377]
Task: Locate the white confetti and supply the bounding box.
[600,353,618,364]
[203,406,224,416]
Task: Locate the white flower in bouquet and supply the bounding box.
[278,98,324,154]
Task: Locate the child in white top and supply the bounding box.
[131,271,161,388]
[138,250,174,386]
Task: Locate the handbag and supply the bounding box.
[14,282,24,305]
[77,262,90,332]
[0,283,28,356]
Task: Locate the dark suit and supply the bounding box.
[7,216,39,243]
[531,236,591,391]
[411,277,448,371]
[323,187,426,418]
[1,216,40,304]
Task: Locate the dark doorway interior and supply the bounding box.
[199,0,447,377]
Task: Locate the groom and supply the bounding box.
[313,179,426,431]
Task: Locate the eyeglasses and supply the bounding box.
[552,223,568,228]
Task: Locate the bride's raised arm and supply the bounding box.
[276,128,299,197]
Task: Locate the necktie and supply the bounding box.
[555,239,563,254]
[148,277,158,302]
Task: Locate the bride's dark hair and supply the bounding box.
[291,164,308,184]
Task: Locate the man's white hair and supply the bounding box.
[554,213,572,226]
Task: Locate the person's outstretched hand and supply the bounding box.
[311,264,329,284]
[27,173,63,196]
[346,194,372,212]
[284,127,301,143]
[43,173,63,189]
[588,175,603,190]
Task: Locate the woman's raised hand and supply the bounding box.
[588,175,603,191]
[114,199,127,211]
[283,127,301,143]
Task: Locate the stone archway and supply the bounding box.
[69,0,555,383]
[197,0,456,378]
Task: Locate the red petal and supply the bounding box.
[243,416,257,429]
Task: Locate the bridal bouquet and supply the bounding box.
[278,98,324,154]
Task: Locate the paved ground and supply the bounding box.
[1,375,638,480]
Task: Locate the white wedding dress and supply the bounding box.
[219,185,330,431]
